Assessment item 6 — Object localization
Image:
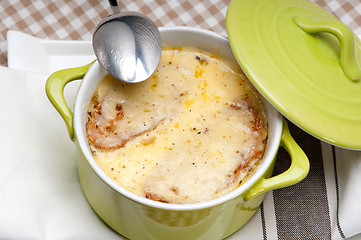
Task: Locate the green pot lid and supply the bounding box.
[226,0,361,150]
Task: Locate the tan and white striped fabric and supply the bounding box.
[0,1,361,239]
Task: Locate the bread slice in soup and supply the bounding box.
[86,47,268,204]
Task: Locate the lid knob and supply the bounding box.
[294,15,361,82]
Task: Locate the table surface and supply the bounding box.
[1,0,361,67]
[1,1,361,240]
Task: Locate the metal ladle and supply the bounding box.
[92,0,162,83]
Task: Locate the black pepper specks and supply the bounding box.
[195,55,208,65]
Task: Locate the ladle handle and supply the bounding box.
[108,0,120,14]
[46,62,94,141]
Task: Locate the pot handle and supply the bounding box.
[243,119,310,201]
[294,15,361,82]
[46,62,94,141]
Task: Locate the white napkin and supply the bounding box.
[0,66,120,239]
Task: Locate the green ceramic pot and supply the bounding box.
[46,27,309,240]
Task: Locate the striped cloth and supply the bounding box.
[0,1,361,239]
[230,122,361,240]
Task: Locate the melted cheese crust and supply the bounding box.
[86,47,268,204]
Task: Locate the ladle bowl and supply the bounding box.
[92,5,161,83]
